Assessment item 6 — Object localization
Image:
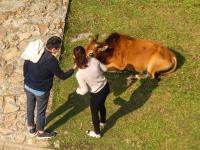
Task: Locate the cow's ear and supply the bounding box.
[95,43,100,48]
[99,45,109,51]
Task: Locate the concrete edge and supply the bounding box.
[0,141,53,150]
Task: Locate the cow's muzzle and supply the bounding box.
[89,52,94,57]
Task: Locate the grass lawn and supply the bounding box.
[47,0,200,149]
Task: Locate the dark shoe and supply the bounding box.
[36,131,55,139]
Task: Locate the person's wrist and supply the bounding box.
[73,64,77,70]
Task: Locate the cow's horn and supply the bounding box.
[88,37,93,42]
[88,34,99,42]
[95,34,99,41]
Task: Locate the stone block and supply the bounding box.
[0,12,8,24]
[15,133,26,143]
[0,57,6,68]
[7,73,23,83]
[15,120,26,131]
[0,41,6,51]
[4,113,17,123]
[0,142,4,149]
[3,47,20,61]
[38,24,49,34]
[16,94,26,106]
[47,3,58,11]
[0,112,4,122]
[0,0,25,12]
[4,63,14,77]
[19,33,32,41]
[0,97,3,110]
[0,27,7,40]
[0,127,12,135]
[4,95,15,104]
[0,82,10,95]
[4,96,19,113]
[8,83,24,95]
[18,40,28,51]
[4,103,19,113]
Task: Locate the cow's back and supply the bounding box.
[106,33,159,70]
[90,32,176,75]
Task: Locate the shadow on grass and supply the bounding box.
[46,72,158,133]
[105,71,135,96]
[170,48,185,70]
[101,78,158,136]
[46,92,89,131]
[46,71,134,132]
[46,49,181,132]
[101,49,184,135]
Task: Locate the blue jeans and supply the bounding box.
[25,89,50,131]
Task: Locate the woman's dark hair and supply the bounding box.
[46,36,62,50]
[73,46,88,69]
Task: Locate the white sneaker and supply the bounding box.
[86,130,101,138]
[27,126,37,137]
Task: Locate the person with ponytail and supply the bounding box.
[73,46,110,138]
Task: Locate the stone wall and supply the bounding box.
[0,0,69,147]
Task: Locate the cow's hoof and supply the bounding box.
[134,74,150,79]
[107,71,122,73]
[126,75,135,80]
[126,78,137,87]
[134,74,141,79]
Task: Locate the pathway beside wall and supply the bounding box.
[0,0,69,148]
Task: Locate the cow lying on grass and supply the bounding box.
[84,32,177,79]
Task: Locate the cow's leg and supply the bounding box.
[134,72,149,79]
[107,66,123,73]
[147,62,168,79]
[126,72,145,80]
[107,62,125,71]
[108,70,123,73]
[146,67,156,79]
[147,56,172,79]
[126,74,135,80]
[130,68,149,79]
[134,74,148,79]
[147,54,163,79]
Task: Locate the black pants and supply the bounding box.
[90,82,110,134]
[25,89,50,131]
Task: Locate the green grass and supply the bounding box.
[47,0,200,149]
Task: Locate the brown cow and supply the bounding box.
[84,32,177,79]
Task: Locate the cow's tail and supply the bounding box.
[160,55,177,75]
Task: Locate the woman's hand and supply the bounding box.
[73,64,77,70]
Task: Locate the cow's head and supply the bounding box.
[84,36,109,58]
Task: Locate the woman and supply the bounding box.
[73,46,110,138]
